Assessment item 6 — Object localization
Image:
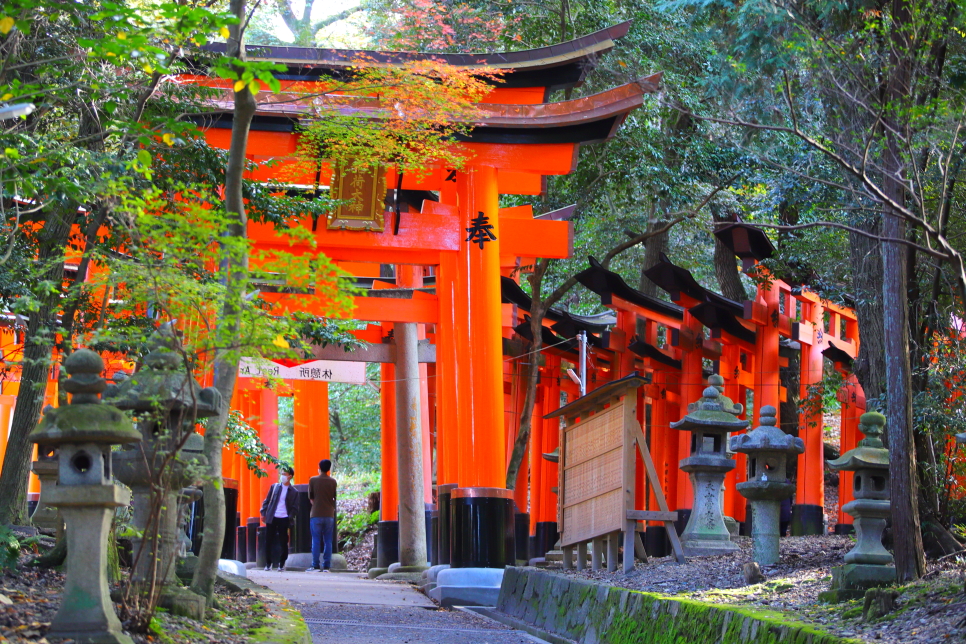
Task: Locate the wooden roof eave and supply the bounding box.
[199,22,632,87]
[204,79,655,132]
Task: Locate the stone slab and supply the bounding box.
[437,567,505,588]
[285,552,350,571]
[427,564,450,582]
[218,559,247,577]
[247,569,435,607]
[429,585,501,607]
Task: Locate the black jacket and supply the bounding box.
[261,483,299,524]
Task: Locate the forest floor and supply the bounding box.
[555,534,966,644]
[0,538,271,644]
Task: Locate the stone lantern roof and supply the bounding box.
[827,411,890,472]
[30,349,141,446]
[670,385,749,433]
[106,323,221,418]
[730,406,803,455]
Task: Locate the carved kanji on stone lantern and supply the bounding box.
[730,405,804,565]
[30,349,142,644]
[671,381,747,556]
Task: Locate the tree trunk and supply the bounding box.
[637,217,669,300]
[849,227,887,402]
[880,0,926,582]
[710,205,747,302]
[0,207,75,525]
[191,0,256,603]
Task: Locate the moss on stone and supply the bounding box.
[498,568,859,644]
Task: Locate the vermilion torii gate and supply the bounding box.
[188,23,660,570]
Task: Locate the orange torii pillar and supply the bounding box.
[436,252,460,489]
[836,374,865,533]
[794,297,826,535]
[675,306,705,523]
[534,355,561,558]
[293,381,329,484]
[453,166,506,486]
[375,358,400,570]
[719,344,748,525]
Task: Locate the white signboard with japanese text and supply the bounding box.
[238,358,366,384]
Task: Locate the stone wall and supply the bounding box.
[496,568,854,644]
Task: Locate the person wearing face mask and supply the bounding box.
[260,465,298,571]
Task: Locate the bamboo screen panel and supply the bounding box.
[560,402,625,547]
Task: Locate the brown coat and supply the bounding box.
[308,474,337,518]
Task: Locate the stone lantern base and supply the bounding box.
[680,469,739,557]
[818,563,897,602]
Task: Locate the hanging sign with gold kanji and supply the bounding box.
[327,163,387,231]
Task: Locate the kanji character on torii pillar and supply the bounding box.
[188,22,658,588]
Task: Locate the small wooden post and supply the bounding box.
[623,392,637,574]
[562,545,573,570]
[576,541,587,570]
[607,531,619,572]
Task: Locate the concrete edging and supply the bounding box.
[495,567,860,644]
[217,571,312,644]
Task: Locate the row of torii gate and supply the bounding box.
[9,23,866,566]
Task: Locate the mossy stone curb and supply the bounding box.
[216,572,311,644]
[496,567,860,644]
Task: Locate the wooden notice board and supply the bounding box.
[546,372,685,570]
[560,401,626,546]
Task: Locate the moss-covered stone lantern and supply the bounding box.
[730,405,804,565]
[671,381,748,556]
[821,411,895,600]
[108,324,221,619]
[30,349,142,644]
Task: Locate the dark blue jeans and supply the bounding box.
[311,517,335,569]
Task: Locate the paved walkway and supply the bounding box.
[248,570,545,644]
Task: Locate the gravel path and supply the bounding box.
[254,568,542,644]
[296,602,544,644]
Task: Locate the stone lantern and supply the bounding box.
[671,381,748,556]
[823,411,895,600]
[30,349,142,644]
[730,405,804,565]
[108,325,221,618]
[29,441,60,531]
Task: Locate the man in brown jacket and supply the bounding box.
[307,459,337,572]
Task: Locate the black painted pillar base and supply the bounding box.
[255,526,267,568]
[451,488,515,569]
[534,521,558,559]
[834,523,855,535]
[790,504,825,536]
[235,525,247,563]
[430,511,439,566]
[514,512,530,564]
[246,518,258,564]
[674,509,692,537]
[294,485,312,553]
[437,484,458,566]
[528,535,536,562]
[644,525,669,558]
[376,520,400,568]
[425,504,434,565]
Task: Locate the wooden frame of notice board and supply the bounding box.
[545,372,685,572]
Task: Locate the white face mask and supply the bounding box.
[280,475,291,484]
